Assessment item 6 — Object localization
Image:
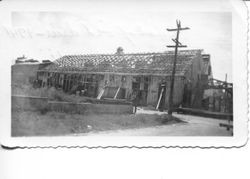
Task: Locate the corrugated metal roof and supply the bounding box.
[40,49,203,76]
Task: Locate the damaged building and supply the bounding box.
[12,56,52,85]
[36,48,212,110]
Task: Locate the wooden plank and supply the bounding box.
[219,123,233,128]
[156,88,164,110]
[176,107,233,120]
[114,87,121,99]
[219,123,233,131]
[167,27,190,31]
[167,45,187,48]
[97,88,105,99]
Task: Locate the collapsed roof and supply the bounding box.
[39,49,203,76]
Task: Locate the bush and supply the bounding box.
[12,84,87,103]
[40,107,49,115]
[49,90,64,101]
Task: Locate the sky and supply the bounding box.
[6,10,232,82]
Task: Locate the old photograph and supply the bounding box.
[9,10,234,137]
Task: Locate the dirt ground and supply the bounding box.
[84,109,232,136]
[11,84,184,137]
[11,110,183,137]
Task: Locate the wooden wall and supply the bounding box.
[38,72,186,109]
[97,74,133,99]
[147,76,185,109]
[183,52,206,108]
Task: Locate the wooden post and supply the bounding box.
[42,72,46,87]
[52,73,55,87]
[166,20,190,115]
[66,75,69,92]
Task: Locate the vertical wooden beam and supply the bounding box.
[47,72,50,87]
[63,74,65,88]
[67,75,71,92]
[52,73,54,87]
[65,74,69,92]
[42,72,45,87]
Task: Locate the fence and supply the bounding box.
[12,95,133,114]
[12,95,48,111]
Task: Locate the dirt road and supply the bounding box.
[87,111,232,136]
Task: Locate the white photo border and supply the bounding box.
[0,0,248,148]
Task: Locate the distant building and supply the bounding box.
[36,49,212,110]
[202,78,233,113]
[15,55,39,64]
[12,57,52,85]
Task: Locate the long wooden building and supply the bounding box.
[37,49,212,109]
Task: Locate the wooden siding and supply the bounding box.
[147,76,185,108]
[37,71,187,109]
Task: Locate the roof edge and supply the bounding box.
[58,49,204,58]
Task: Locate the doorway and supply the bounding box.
[132,76,149,106]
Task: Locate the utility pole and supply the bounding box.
[167,20,190,115]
